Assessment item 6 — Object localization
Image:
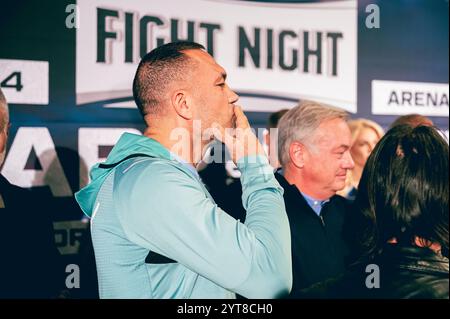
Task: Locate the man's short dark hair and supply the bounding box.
[133,41,205,118]
[353,125,449,258]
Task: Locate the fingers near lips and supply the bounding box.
[233,105,249,129]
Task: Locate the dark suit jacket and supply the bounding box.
[275,172,352,293]
[0,174,61,298]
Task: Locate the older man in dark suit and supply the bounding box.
[0,88,62,298]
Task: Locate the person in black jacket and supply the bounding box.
[296,125,449,299]
[0,88,62,298]
[276,100,355,293]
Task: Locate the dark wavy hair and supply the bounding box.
[352,125,449,259]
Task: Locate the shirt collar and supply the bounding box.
[300,191,330,216]
[301,191,330,207]
[278,169,331,215]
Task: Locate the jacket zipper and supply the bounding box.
[319,214,325,227]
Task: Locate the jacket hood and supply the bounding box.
[75,133,171,217]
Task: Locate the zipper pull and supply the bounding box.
[319,214,325,227]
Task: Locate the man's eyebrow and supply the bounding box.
[334,144,350,151]
[215,72,227,82]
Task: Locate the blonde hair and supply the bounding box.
[338,118,384,197]
[348,118,384,146]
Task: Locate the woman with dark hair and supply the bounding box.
[295,125,449,299]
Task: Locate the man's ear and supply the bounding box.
[171,90,193,120]
[289,141,306,169]
[0,128,7,154]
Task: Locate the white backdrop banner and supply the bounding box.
[76,0,357,112]
[372,80,449,117]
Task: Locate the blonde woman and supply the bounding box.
[339,118,384,199]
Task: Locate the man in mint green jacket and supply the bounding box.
[75,42,292,299]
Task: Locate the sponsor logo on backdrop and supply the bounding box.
[1,127,141,195]
[0,59,49,105]
[372,80,449,117]
[54,220,88,255]
[76,0,358,112]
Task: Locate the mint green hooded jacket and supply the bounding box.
[75,133,292,299]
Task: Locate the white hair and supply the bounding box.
[0,88,9,132]
[277,100,349,166]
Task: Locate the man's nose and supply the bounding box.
[344,151,355,169]
[228,88,239,105]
